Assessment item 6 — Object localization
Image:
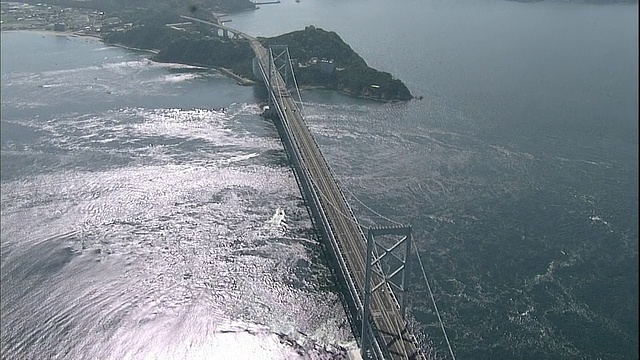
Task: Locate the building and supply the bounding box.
[319,58,335,74]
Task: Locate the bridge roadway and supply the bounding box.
[181,14,424,359]
[253,54,424,360]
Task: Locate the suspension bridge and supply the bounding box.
[180,15,455,360]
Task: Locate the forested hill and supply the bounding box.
[262,27,368,70]
[262,26,413,101]
[104,22,413,102]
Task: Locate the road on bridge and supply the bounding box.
[254,48,424,360]
[181,14,424,359]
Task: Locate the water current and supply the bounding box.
[1,1,638,359]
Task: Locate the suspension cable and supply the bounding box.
[413,241,456,360]
[309,147,457,360]
[338,179,403,227]
[337,175,457,359]
[304,165,369,230]
[305,158,456,359]
[273,49,455,359]
[287,48,306,117]
[343,179,456,359]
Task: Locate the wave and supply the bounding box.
[2,59,208,89]
[101,58,205,72]
[93,46,118,51]
[160,73,202,83]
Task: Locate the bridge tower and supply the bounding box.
[266,45,294,107]
[267,45,292,85]
[361,225,413,359]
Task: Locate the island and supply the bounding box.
[103,21,413,102]
[3,0,413,102]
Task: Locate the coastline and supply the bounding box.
[3,29,103,41]
[4,28,256,84]
[299,84,416,103]
[213,66,255,86]
[108,43,160,54]
[5,29,412,102]
[2,2,413,102]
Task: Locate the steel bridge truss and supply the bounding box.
[361,225,413,359]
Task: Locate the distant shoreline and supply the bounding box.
[4,28,159,54]
[4,24,412,102]
[4,29,257,84]
[3,29,102,40]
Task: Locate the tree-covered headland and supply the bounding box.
[262,26,413,101]
[103,22,413,102]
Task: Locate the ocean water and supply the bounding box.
[1,0,638,359]
[230,1,638,359]
[1,31,353,359]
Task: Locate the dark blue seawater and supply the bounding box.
[229,1,638,359]
[2,0,638,359]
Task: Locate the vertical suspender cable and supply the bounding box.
[413,241,456,360]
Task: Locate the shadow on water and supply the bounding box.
[252,82,269,102]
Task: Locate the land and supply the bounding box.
[260,26,413,101]
[1,1,414,102]
[1,2,118,35]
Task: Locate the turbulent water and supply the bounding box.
[2,0,638,359]
[1,32,354,359]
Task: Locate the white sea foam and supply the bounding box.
[267,207,288,231]
[93,46,117,51]
[227,102,262,116]
[225,153,260,164]
[589,215,610,226]
[160,73,201,83]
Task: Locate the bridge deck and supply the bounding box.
[252,48,423,359]
[180,14,425,357]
